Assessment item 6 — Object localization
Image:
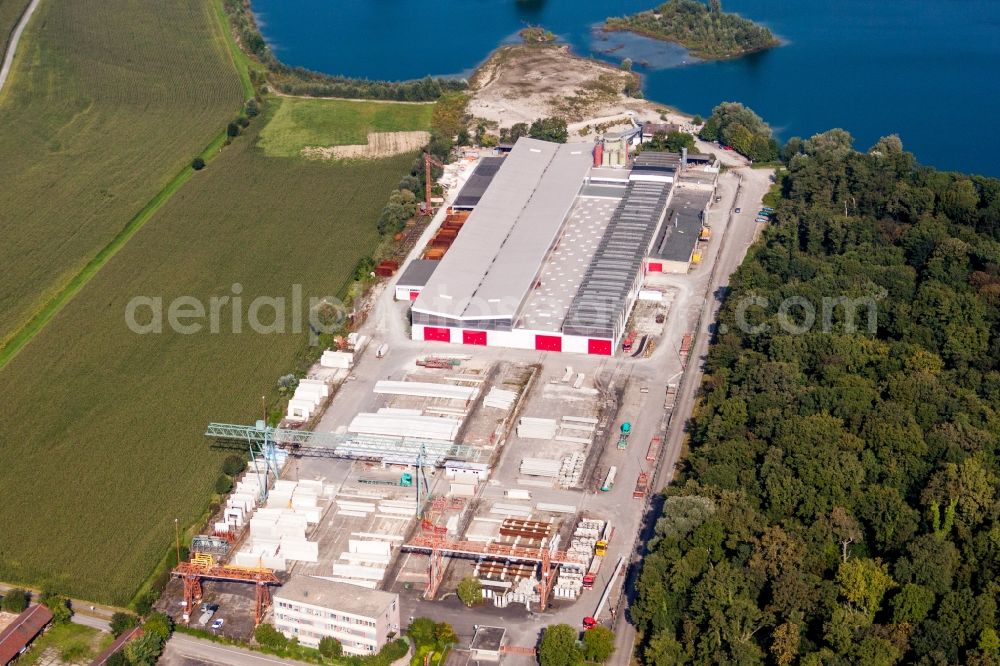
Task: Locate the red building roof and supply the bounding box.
[0,604,53,665]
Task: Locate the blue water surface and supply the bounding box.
[252,0,1000,176]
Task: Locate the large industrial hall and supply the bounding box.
[407,137,717,354]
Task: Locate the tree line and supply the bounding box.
[221,0,465,102]
[632,130,1000,664]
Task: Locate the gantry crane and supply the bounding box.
[403,530,589,610]
[171,554,280,626]
[203,422,481,502]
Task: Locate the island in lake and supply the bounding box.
[605,0,779,61]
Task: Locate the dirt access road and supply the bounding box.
[0,0,41,94]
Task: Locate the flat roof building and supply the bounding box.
[470,626,507,662]
[409,139,713,354]
[453,156,505,209]
[273,576,400,655]
[647,187,713,274]
[394,259,439,301]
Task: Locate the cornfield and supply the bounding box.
[0,0,243,345]
[0,106,417,604]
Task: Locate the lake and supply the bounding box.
[252,0,1000,177]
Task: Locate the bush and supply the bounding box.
[215,474,233,495]
[110,612,141,637]
[39,591,72,624]
[319,636,343,658]
[125,632,165,666]
[246,98,259,117]
[191,156,206,170]
[539,624,583,666]
[255,623,289,649]
[143,611,174,642]
[456,576,482,607]
[582,626,615,662]
[227,122,240,138]
[222,455,246,477]
[0,589,29,613]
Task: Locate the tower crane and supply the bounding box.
[423,153,446,213]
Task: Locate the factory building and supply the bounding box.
[273,575,400,655]
[408,137,713,354]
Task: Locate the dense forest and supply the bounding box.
[606,0,778,60]
[222,0,465,100]
[633,132,1000,664]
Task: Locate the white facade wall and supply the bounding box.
[273,595,400,655]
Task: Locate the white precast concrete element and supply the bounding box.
[444,461,490,482]
[519,458,562,478]
[347,412,462,441]
[320,350,355,369]
[372,380,478,402]
[483,387,518,410]
[516,417,558,439]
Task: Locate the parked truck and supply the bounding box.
[633,472,650,499]
[582,557,602,589]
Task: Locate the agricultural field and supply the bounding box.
[0,0,30,56]
[0,0,242,347]
[0,104,418,604]
[258,96,434,157]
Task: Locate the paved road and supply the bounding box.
[0,0,41,94]
[71,612,112,632]
[162,633,318,666]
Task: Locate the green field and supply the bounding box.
[0,0,31,55]
[258,97,434,157]
[0,102,421,603]
[0,0,242,346]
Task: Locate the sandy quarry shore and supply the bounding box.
[467,44,696,141]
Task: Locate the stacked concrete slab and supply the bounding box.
[286,379,332,421]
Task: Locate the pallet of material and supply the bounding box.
[484,388,517,410]
[337,510,369,518]
[490,504,532,518]
[536,503,577,514]
[319,576,378,590]
[348,412,462,441]
[555,435,592,445]
[517,417,558,439]
[373,380,478,402]
[339,552,392,565]
[519,458,562,477]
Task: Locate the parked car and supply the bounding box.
[211,618,225,631]
[734,207,741,213]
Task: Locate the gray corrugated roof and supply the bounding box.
[395,259,439,288]
[562,180,672,339]
[453,156,504,208]
[412,139,592,321]
[650,188,712,262]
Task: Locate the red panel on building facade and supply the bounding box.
[423,327,451,342]
[535,335,562,352]
[588,339,613,355]
[409,290,420,300]
[463,330,487,346]
[647,261,663,273]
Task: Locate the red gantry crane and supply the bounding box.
[171,554,280,626]
[404,524,589,611]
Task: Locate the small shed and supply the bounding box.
[394,259,440,301]
[470,626,507,662]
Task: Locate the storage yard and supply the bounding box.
[160,127,769,662]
